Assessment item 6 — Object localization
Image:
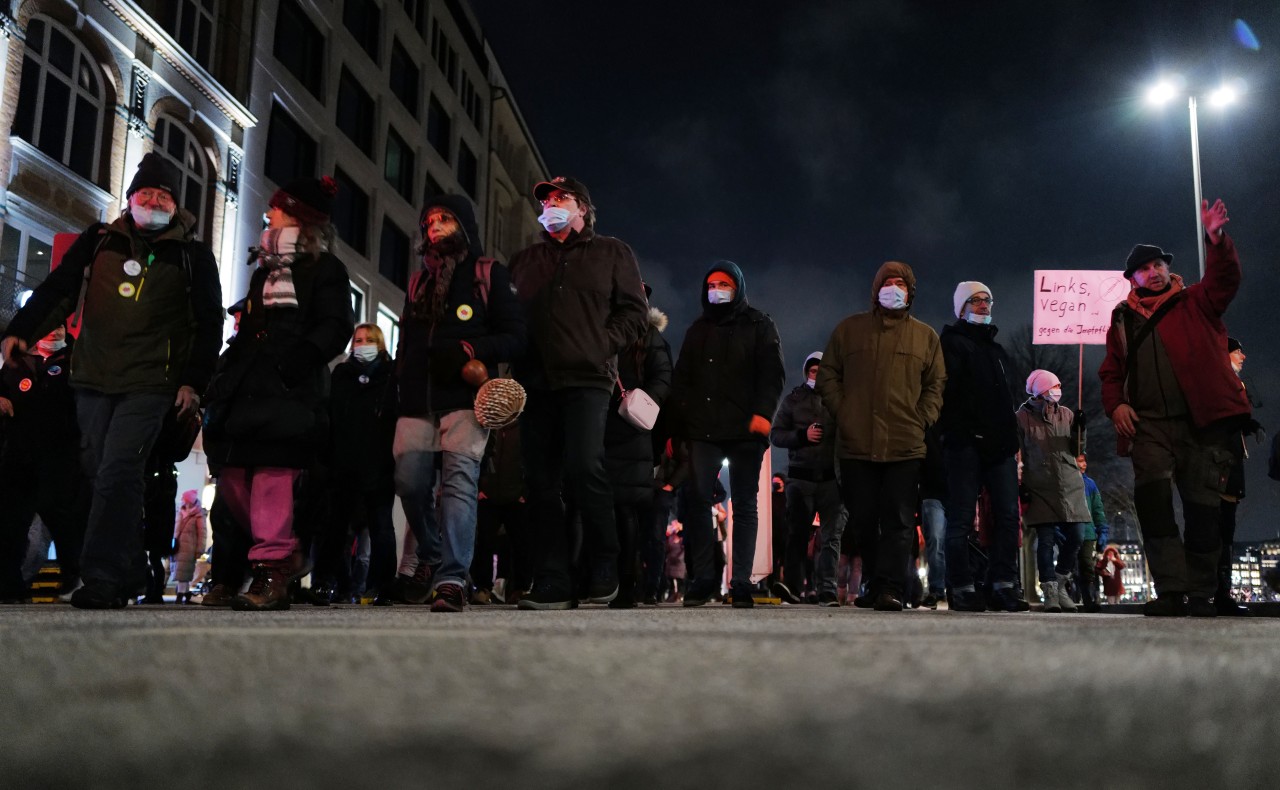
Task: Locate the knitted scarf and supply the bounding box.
[1125,274,1185,319]
[257,227,301,308]
[412,246,466,323]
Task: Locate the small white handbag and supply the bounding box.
[617,378,660,431]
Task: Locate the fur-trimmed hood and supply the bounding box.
[648,306,668,333]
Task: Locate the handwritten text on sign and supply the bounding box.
[1032,270,1128,345]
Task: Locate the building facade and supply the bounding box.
[1,0,549,349]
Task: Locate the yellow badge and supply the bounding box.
[118,282,136,298]
[456,304,474,321]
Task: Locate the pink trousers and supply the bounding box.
[217,467,301,562]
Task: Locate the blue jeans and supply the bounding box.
[75,389,172,588]
[1034,522,1085,583]
[686,440,766,587]
[394,411,487,587]
[943,445,1021,590]
[920,498,946,595]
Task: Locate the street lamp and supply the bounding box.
[1145,76,1242,277]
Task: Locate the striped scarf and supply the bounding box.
[258,227,300,308]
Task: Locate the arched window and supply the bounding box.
[154,116,210,238]
[12,16,106,181]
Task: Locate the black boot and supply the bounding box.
[1214,570,1249,616]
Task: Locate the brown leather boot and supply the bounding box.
[200,583,237,608]
[233,562,292,611]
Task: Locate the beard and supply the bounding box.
[429,230,468,258]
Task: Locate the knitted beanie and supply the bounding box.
[953,281,992,318]
[269,176,338,225]
[127,152,181,199]
[1025,369,1062,397]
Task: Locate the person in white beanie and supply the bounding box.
[936,282,1027,612]
[1016,369,1090,612]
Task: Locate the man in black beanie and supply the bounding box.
[1,151,223,608]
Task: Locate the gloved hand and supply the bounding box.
[278,342,323,389]
[433,342,474,379]
[1074,408,1087,426]
[748,414,771,437]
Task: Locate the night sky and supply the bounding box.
[471,0,1280,541]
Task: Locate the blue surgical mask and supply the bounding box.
[707,288,734,305]
[878,285,908,310]
[351,345,378,363]
[131,205,172,231]
[965,312,992,325]
[538,206,572,233]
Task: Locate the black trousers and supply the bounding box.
[838,458,922,598]
[0,448,87,596]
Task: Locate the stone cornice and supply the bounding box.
[100,0,256,129]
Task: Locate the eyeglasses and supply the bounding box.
[540,191,577,207]
[965,296,994,306]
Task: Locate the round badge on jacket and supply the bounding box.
[118,282,136,298]
[358,374,370,384]
[456,304,473,321]
[18,378,32,392]
[47,366,62,376]
[123,260,142,277]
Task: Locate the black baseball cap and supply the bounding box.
[533,176,592,205]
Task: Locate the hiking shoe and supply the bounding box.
[772,581,802,605]
[949,589,986,612]
[730,582,755,609]
[402,562,434,605]
[682,579,718,608]
[200,583,236,608]
[1143,595,1187,617]
[233,561,292,611]
[873,592,904,612]
[852,594,876,609]
[587,563,619,604]
[919,592,941,610]
[70,579,126,610]
[431,583,467,612]
[1186,596,1218,618]
[471,589,492,605]
[517,581,575,610]
[818,592,840,608]
[988,587,1031,612]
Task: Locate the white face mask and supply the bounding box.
[37,337,67,354]
[351,345,378,363]
[965,312,992,325]
[131,205,172,231]
[804,379,816,389]
[878,284,908,310]
[707,288,735,305]
[538,206,573,233]
[1044,389,1062,403]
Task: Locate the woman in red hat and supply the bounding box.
[203,177,355,610]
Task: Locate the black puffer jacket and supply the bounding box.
[670,261,785,444]
[605,307,673,505]
[509,227,649,392]
[396,194,526,416]
[328,353,396,494]
[203,250,354,469]
[938,319,1018,461]
[769,352,836,480]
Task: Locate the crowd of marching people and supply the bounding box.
[1,152,1274,617]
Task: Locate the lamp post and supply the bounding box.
[1145,78,1240,278]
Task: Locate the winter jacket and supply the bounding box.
[202,249,354,469]
[670,261,785,444]
[396,194,526,416]
[0,344,78,456]
[1099,233,1250,429]
[1016,398,1090,526]
[509,227,649,392]
[938,319,1018,461]
[3,211,223,396]
[328,353,396,494]
[817,262,945,462]
[1082,473,1109,545]
[605,307,673,505]
[770,354,837,479]
[170,503,207,583]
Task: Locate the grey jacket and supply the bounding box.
[1016,398,1090,525]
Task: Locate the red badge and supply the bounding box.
[18,378,33,392]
